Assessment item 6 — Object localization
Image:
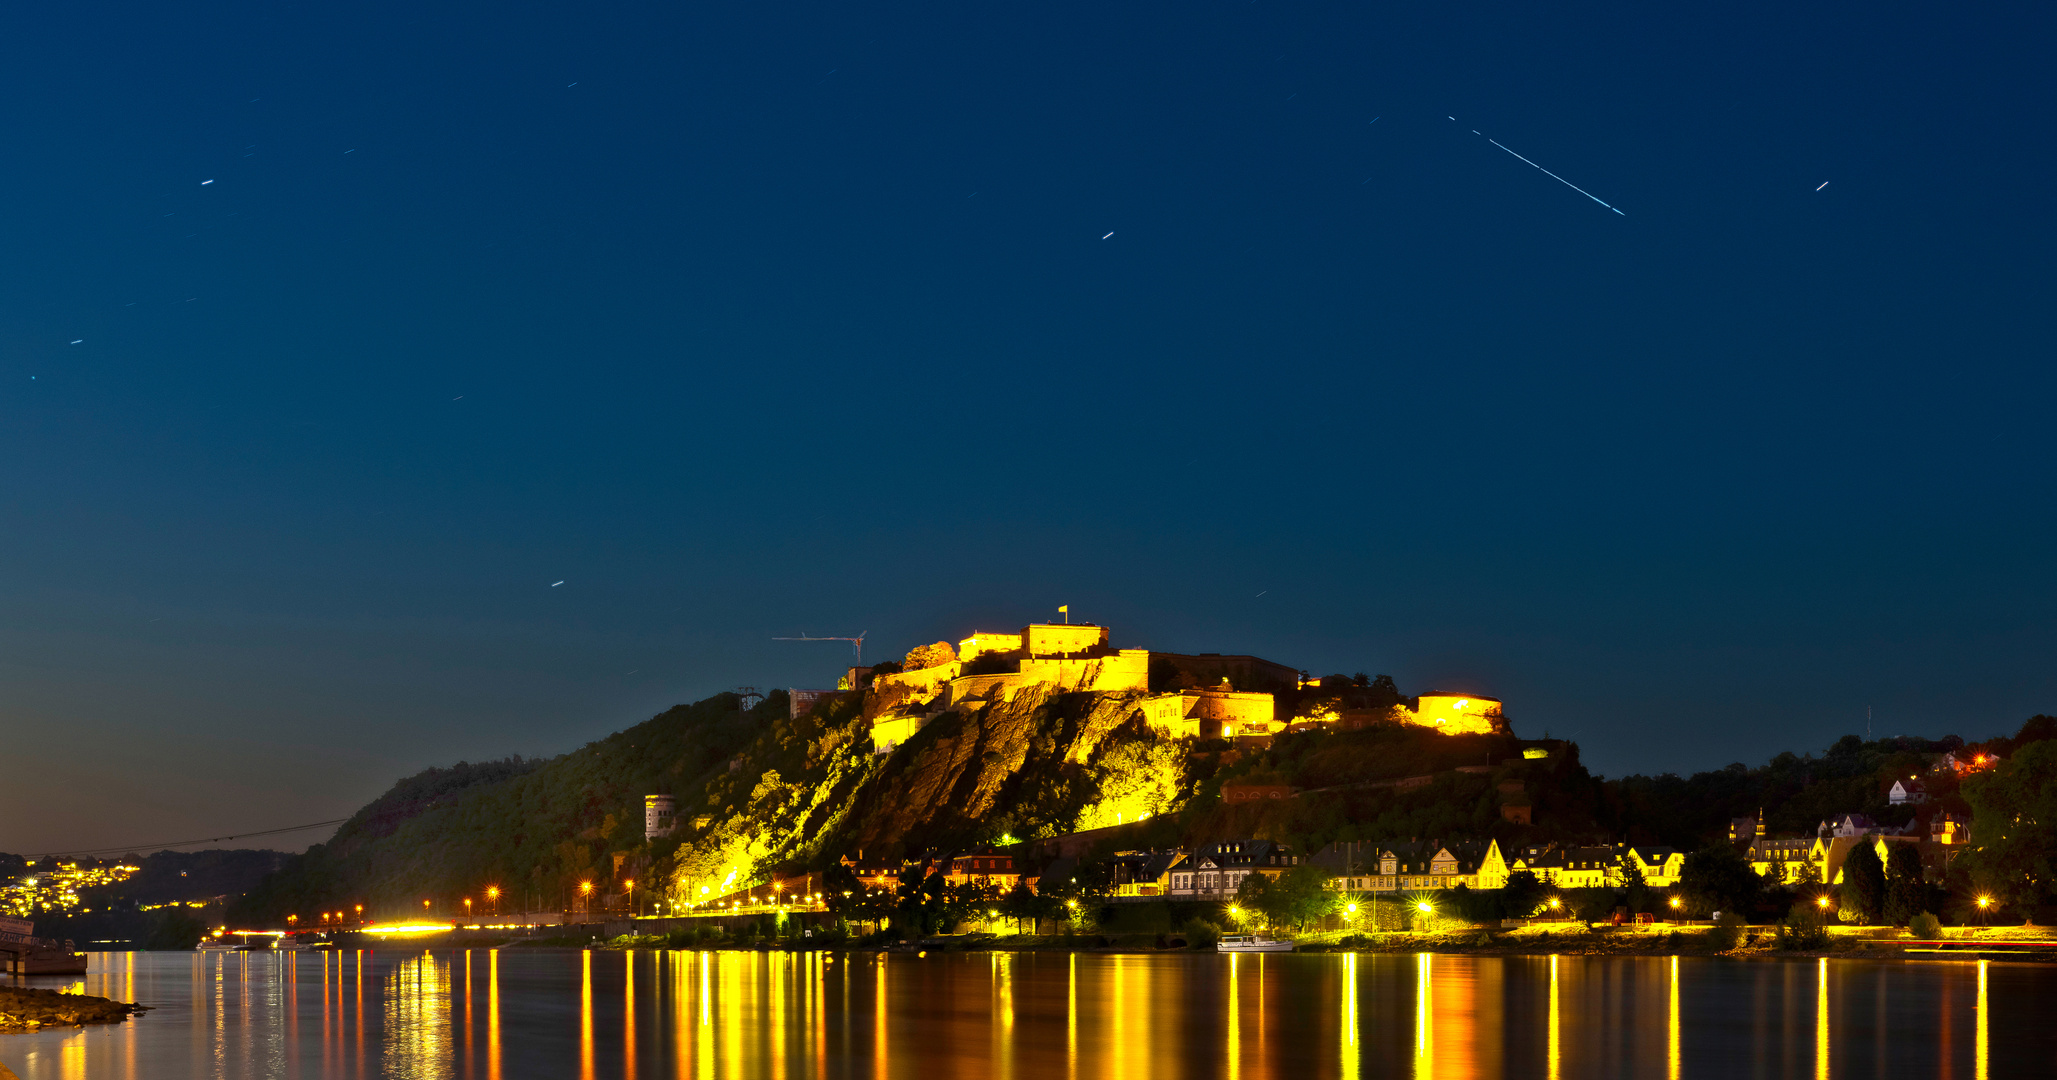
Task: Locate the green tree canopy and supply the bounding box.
[1678,843,1760,916]
[1839,843,1887,924]
[1961,739,2057,905]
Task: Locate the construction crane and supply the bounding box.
[773,631,869,669]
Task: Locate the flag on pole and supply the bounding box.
[1058,605,1068,623]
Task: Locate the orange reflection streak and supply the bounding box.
[724,953,745,1080]
[465,950,474,1075]
[321,950,331,1076]
[1939,965,1953,1080]
[1975,960,1988,1080]
[1668,956,1681,1080]
[355,949,365,1080]
[1429,954,1488,1080]
[771,951,785,1080]
[59,1030,87,1080]
[1815,957,1829,1080]
[1414,953,1433,1080]
[1547,956,1559,1080]
[581,950,596,1080]
[490,948,503,1080]
[1112,955,1127,1080]
[699,952,714,1080]
[1226,953,1239,1080]
[816,953,828,1077]
[1340,953,1360,1080]
[624,950,638,1080]
[1257,954,1268,1069]
[994,952,1014,1080]
[875,957,888,1080]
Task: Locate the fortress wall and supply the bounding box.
[957,632,1024,662]
[1407,694,1503,735]
[875,661,960,699]
[1022,623,1110,657]
[1017,650,1149,693]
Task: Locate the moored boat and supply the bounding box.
[1216,934,1294,953]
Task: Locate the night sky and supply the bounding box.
[5,2,2053,853]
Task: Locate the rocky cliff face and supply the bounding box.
[667,685,1190,900]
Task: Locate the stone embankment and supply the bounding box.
[0,987,148,1033]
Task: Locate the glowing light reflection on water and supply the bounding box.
[2,950,2049,1078]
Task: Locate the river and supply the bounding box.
[3,948,2048,1077]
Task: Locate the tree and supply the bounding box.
[1499,871,1549,920]
[1264,863,1339,929]
[1679,842,1761,917]
[822,863,861,922]
[1883,844,1926,927]
[1616,852,1653,914]
[1961,738,2057,905]
[999,881,1050,934]
[903,642,957,671]
[1838,843,1887,924]
[1232,873,1272,927]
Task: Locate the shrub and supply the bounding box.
[1777,904,1830,951]
[1709,911,1746,951]
[1909,912,1943,939]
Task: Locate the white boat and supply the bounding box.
[1217,934,1294,953]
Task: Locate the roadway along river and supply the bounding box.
[3,948,2049,1077]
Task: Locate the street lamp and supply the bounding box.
[463,898,473,921]
[486,886,500,916]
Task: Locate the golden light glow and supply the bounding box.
[1977,895,1991,909]
[1668,897,1682,909]
[1816,957,1829,1080]
[487,887,500,900]
[1416,901,1433,913]
[1817,896,1832,909]
[580,881,594,895]
[361,923,454,935]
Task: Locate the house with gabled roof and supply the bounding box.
[1166,840,1302,899]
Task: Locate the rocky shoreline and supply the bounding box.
[0,987,149,1033]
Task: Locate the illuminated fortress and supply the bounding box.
[860,619,1505,752]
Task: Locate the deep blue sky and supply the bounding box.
[4,2,2053,852]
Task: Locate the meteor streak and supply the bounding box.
[1487,138,1625,215]
[1816,181,1829,191]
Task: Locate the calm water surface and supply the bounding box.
[3,949,2049,1078]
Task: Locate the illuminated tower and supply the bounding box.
[644,794,677,840]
